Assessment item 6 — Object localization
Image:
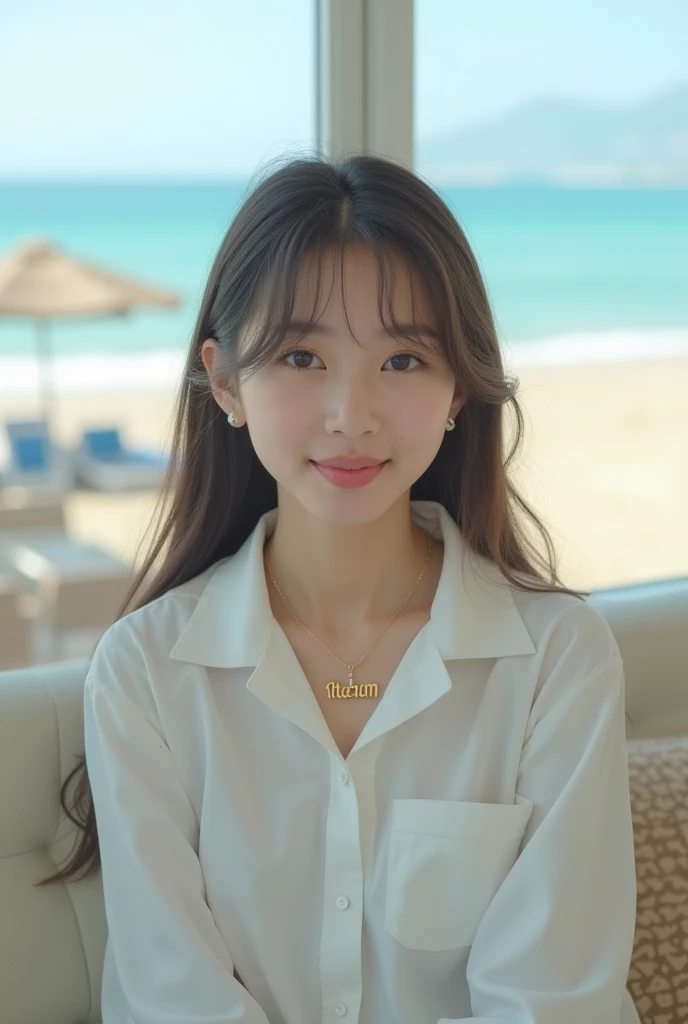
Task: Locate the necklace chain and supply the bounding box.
[264,530,433,674]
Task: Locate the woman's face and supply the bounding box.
[202,243,466,527]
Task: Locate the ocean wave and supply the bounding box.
[0,328,687,395]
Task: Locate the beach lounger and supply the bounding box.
[72,426,169,491]
[0,531,132,663]
[0,419,74,497]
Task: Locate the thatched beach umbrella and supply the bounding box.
[0,236,181,429]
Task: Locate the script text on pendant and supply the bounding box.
[326,681,379,699]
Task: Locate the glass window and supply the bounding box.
[414,0,688,589]
[0,0,317,568]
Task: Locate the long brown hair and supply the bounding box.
[36,151,590,888]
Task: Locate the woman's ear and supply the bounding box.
[450,388,468,421]
[200,338,239,418]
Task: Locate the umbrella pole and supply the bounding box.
[35,318,55,432]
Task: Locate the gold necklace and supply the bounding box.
[264,531,433,699]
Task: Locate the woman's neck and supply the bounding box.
[263,499,442,638]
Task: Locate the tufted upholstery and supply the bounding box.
[0,576,687,1023]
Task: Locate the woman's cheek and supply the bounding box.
[398,390,449,442]
[259,383,312,444]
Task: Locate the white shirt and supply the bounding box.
[85,499,641,1024]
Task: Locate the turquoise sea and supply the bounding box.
[0,181,687,391]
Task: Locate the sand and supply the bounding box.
[1,353,686,591]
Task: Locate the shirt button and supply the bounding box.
[335,895,349,910]
[339,768,350,784]
[334,1003,347,1017]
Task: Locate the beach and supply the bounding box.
[1,352,686,592]
[1,181,686,593]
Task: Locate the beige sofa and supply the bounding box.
[1,576,687,1024]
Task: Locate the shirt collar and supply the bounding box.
[169,499,536,669]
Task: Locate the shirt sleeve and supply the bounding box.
[436,653,637,1024]
[84,669,273,1024]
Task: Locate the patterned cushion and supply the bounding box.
[627,736,688,1023]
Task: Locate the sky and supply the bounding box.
[0,0,686,179]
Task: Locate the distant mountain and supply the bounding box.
[415,84,688,186]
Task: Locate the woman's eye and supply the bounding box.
[282,348,324,370]
[386,352,427,371]
[281,348,427,372]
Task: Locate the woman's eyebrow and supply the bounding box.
[284,319,440,340]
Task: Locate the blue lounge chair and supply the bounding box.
[0,420,74,497]
[73,427,169,491]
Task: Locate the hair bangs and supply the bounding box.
[235,231,452,385]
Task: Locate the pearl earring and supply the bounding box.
[446,417,455,431]
[228,412,238,426]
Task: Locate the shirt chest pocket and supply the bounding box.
[384,795,534,951]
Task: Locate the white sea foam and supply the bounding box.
[502,326,688,369]
[0,328,687,396]
[0,349,188,395]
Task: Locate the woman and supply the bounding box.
[38,153,640,1023]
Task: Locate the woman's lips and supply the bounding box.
[311,460,389,488]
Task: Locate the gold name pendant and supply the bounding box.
[326,669,378,700]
